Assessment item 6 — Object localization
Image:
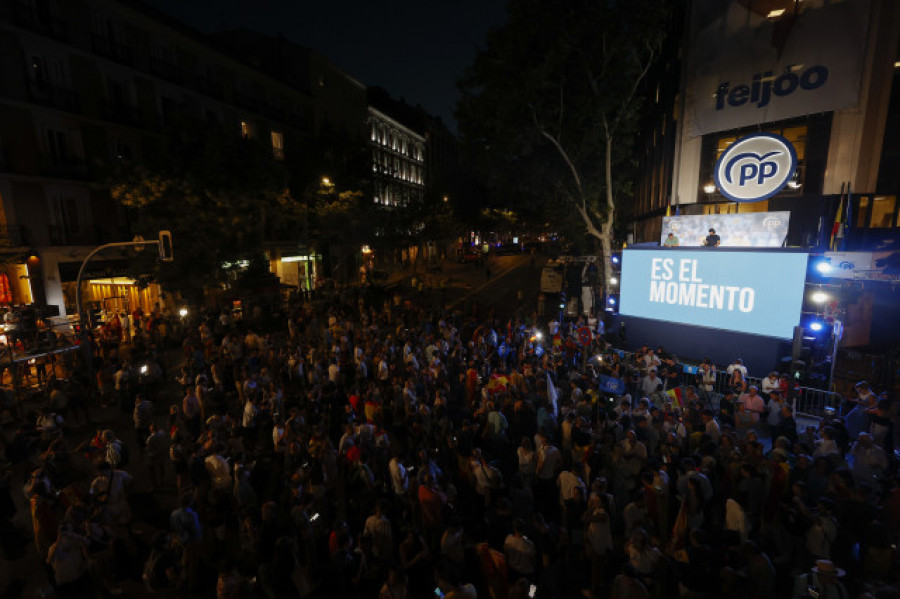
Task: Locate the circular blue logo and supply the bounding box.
[713,132,797,203]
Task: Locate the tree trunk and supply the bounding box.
[601,132,615,300]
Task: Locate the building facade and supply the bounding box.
[367,106,425,208]
[0,0,377,320]
[632,0,900,250]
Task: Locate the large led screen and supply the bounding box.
[619,249,808,339]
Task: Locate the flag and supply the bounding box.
[830,183,846,250]
[546,371,558,417]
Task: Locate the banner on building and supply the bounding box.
[661,211,790,247]
[684,0,870,138]
[821,251,900,281]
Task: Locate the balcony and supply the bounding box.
[100,100,143,127]
[149,56,182,85]
[25,79,79,112]
[12,0,67,42]
[40,155,87,179]
[48,224,97,246]
[90,33,133,67]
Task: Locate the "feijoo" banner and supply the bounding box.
[684,0,870,138]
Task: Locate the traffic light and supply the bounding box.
[158,230,174,262]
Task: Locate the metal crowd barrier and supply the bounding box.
[609,351,840,418]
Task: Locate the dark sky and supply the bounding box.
[144,0,509,130]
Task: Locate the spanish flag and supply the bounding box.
[830,187,845,250]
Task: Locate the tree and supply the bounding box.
[106,115,292,302]
[457,0,670,292]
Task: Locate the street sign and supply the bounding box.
[577,326,592,346]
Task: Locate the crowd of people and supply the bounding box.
[1,285,899,599]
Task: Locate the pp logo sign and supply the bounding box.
[713,133,797,203]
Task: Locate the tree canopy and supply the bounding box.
[457,0,670,278]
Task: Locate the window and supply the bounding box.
[869,196,896,228]
[271,131,284,160]
[49,192,85,237]
[159,95,176,125]
[46,128,68,163]
[856,197,871,228]
[112,138,132,161]
[27,50,70,89]
[241,120,254,139]
[107,78,130,108]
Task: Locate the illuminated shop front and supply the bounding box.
[269,251,320,291]
[56,260,161,318]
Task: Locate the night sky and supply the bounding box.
[144,0,509,130]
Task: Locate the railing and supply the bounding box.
[90,33,133,66]
[793,388,842,418]
[608,348,840,417]
[12,0,68,42]
[26,79,79,112]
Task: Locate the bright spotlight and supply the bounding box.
[534,331,543,340]
[607,297,617,305]
[610,277,618,285]
[809,322,824,332]
[179,308,188,317]
[811,291,829,304]
[815,261,832,274]
[611,256,620,264]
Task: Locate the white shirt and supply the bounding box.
[363,514,393,559]
[503,534,536,574]
[389,458,408,495]
[557,470,585,504]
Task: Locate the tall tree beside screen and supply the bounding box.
[457,0,669,291]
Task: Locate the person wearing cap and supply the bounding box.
[792,559,848,599]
